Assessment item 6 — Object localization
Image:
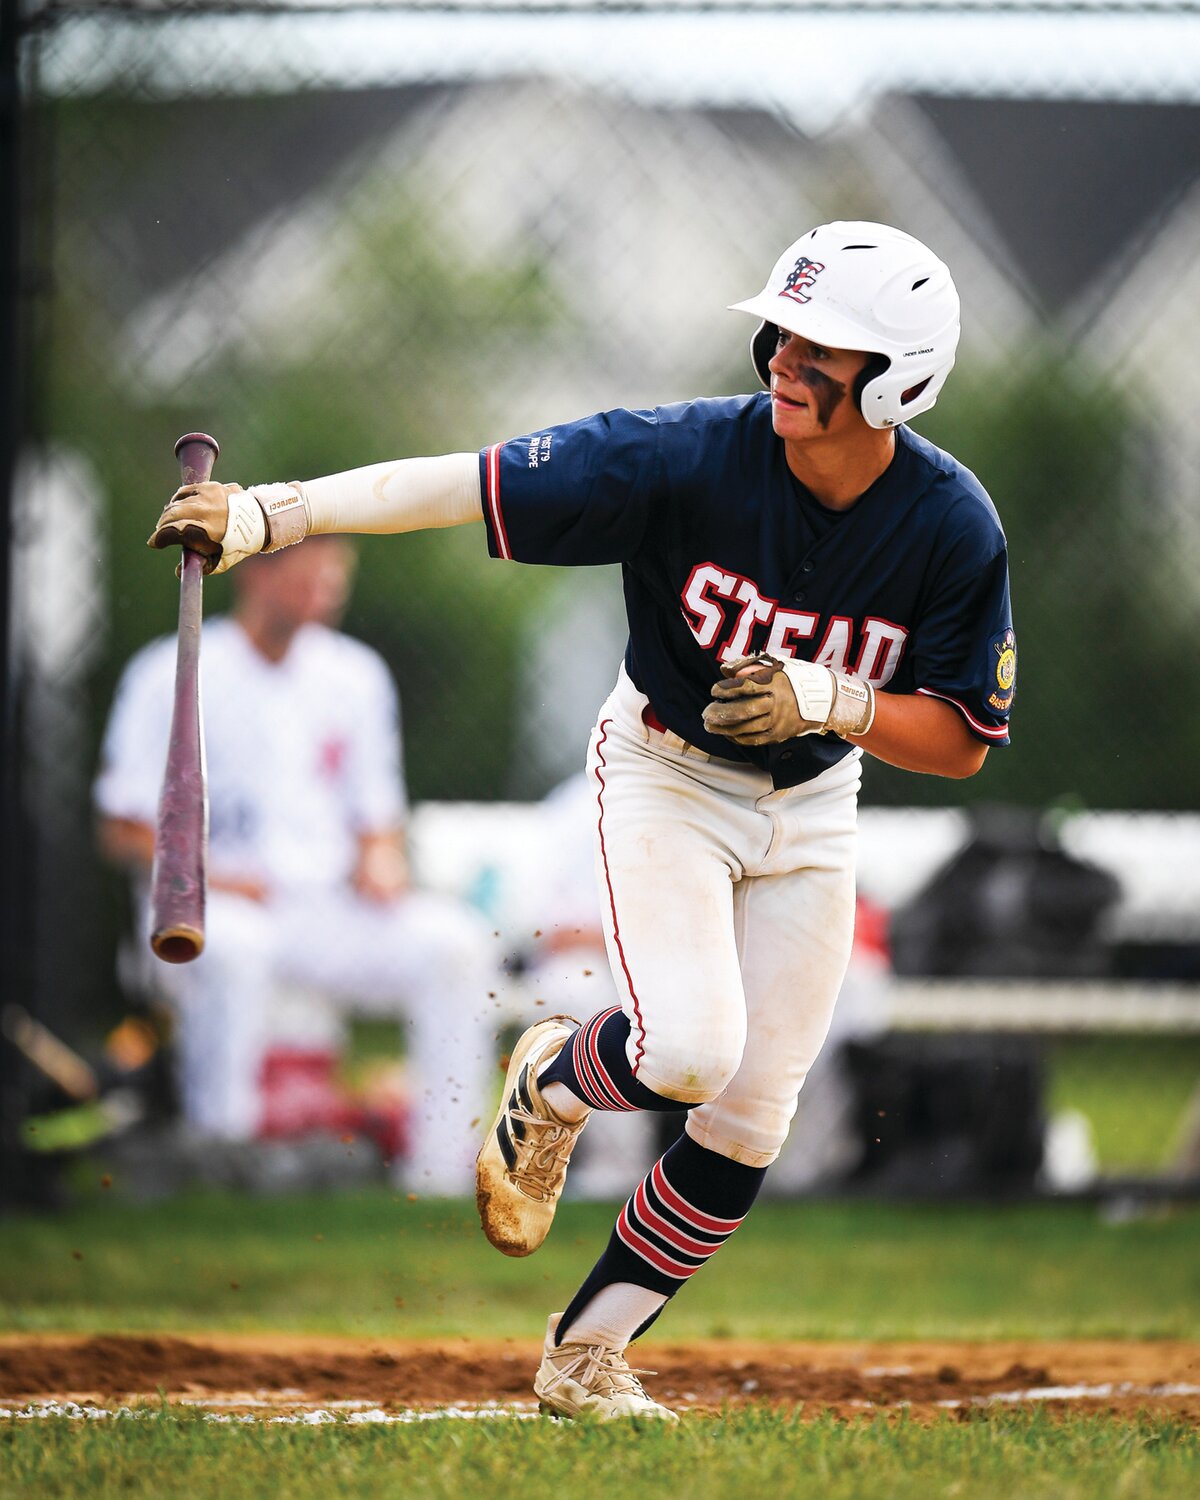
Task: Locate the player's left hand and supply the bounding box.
[703,655,875,745]
[703,655,828,745]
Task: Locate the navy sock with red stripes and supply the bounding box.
[556,1132,767,1343]
[539,1006,681,1113]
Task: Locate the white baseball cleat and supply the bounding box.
[534,1314,679,1422]
[475,1016,586,1257]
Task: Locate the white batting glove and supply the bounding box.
[782,659,875,737]
[703,655,875,745]
[148,482,310,575]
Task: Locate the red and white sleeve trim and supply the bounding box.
[916,686,1010,741]
[484,443,512,561]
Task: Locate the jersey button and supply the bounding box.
[802,561,815,573]
[793,591,806,603]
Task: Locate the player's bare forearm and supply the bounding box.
[847,692,988,778]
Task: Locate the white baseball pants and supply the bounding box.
[585,666,861,1167]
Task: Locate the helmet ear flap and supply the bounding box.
[750,321,778,388]
[854,353,890,417]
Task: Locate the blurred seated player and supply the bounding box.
[93,534,496,1195]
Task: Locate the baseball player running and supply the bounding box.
[149,222,1016,1421]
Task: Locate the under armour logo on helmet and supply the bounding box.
[780,256,825,304]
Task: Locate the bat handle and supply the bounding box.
[174,433,220,587]
[172,430,218,650]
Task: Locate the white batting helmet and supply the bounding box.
[729,221,960,429]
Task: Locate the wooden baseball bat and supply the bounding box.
[148,432,219,964]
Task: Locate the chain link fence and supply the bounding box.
[5,0,1200,1197]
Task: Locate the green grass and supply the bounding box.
[4,1188,1198,1497]
[1046,1036,1200,1171]
[3,1406,1199,1500]
[2,1188,1198,1340]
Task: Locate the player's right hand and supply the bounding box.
[148,482,265,575]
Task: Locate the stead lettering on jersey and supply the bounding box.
[682,561,907,685]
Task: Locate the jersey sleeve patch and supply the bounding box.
[988,628,1017,714]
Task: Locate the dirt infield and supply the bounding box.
[3,1334,1199,1419]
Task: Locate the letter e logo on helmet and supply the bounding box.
[780,257,825,305]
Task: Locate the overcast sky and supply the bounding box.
[39,4,1200,131]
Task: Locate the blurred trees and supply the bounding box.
[34,95,1199,812]
[911,349,1200,812]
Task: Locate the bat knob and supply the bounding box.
[174,432,220,461]
[175,432,221,491]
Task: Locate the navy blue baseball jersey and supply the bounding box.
[480,393,1015,790]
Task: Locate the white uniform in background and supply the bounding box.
[94,616,497,1195]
